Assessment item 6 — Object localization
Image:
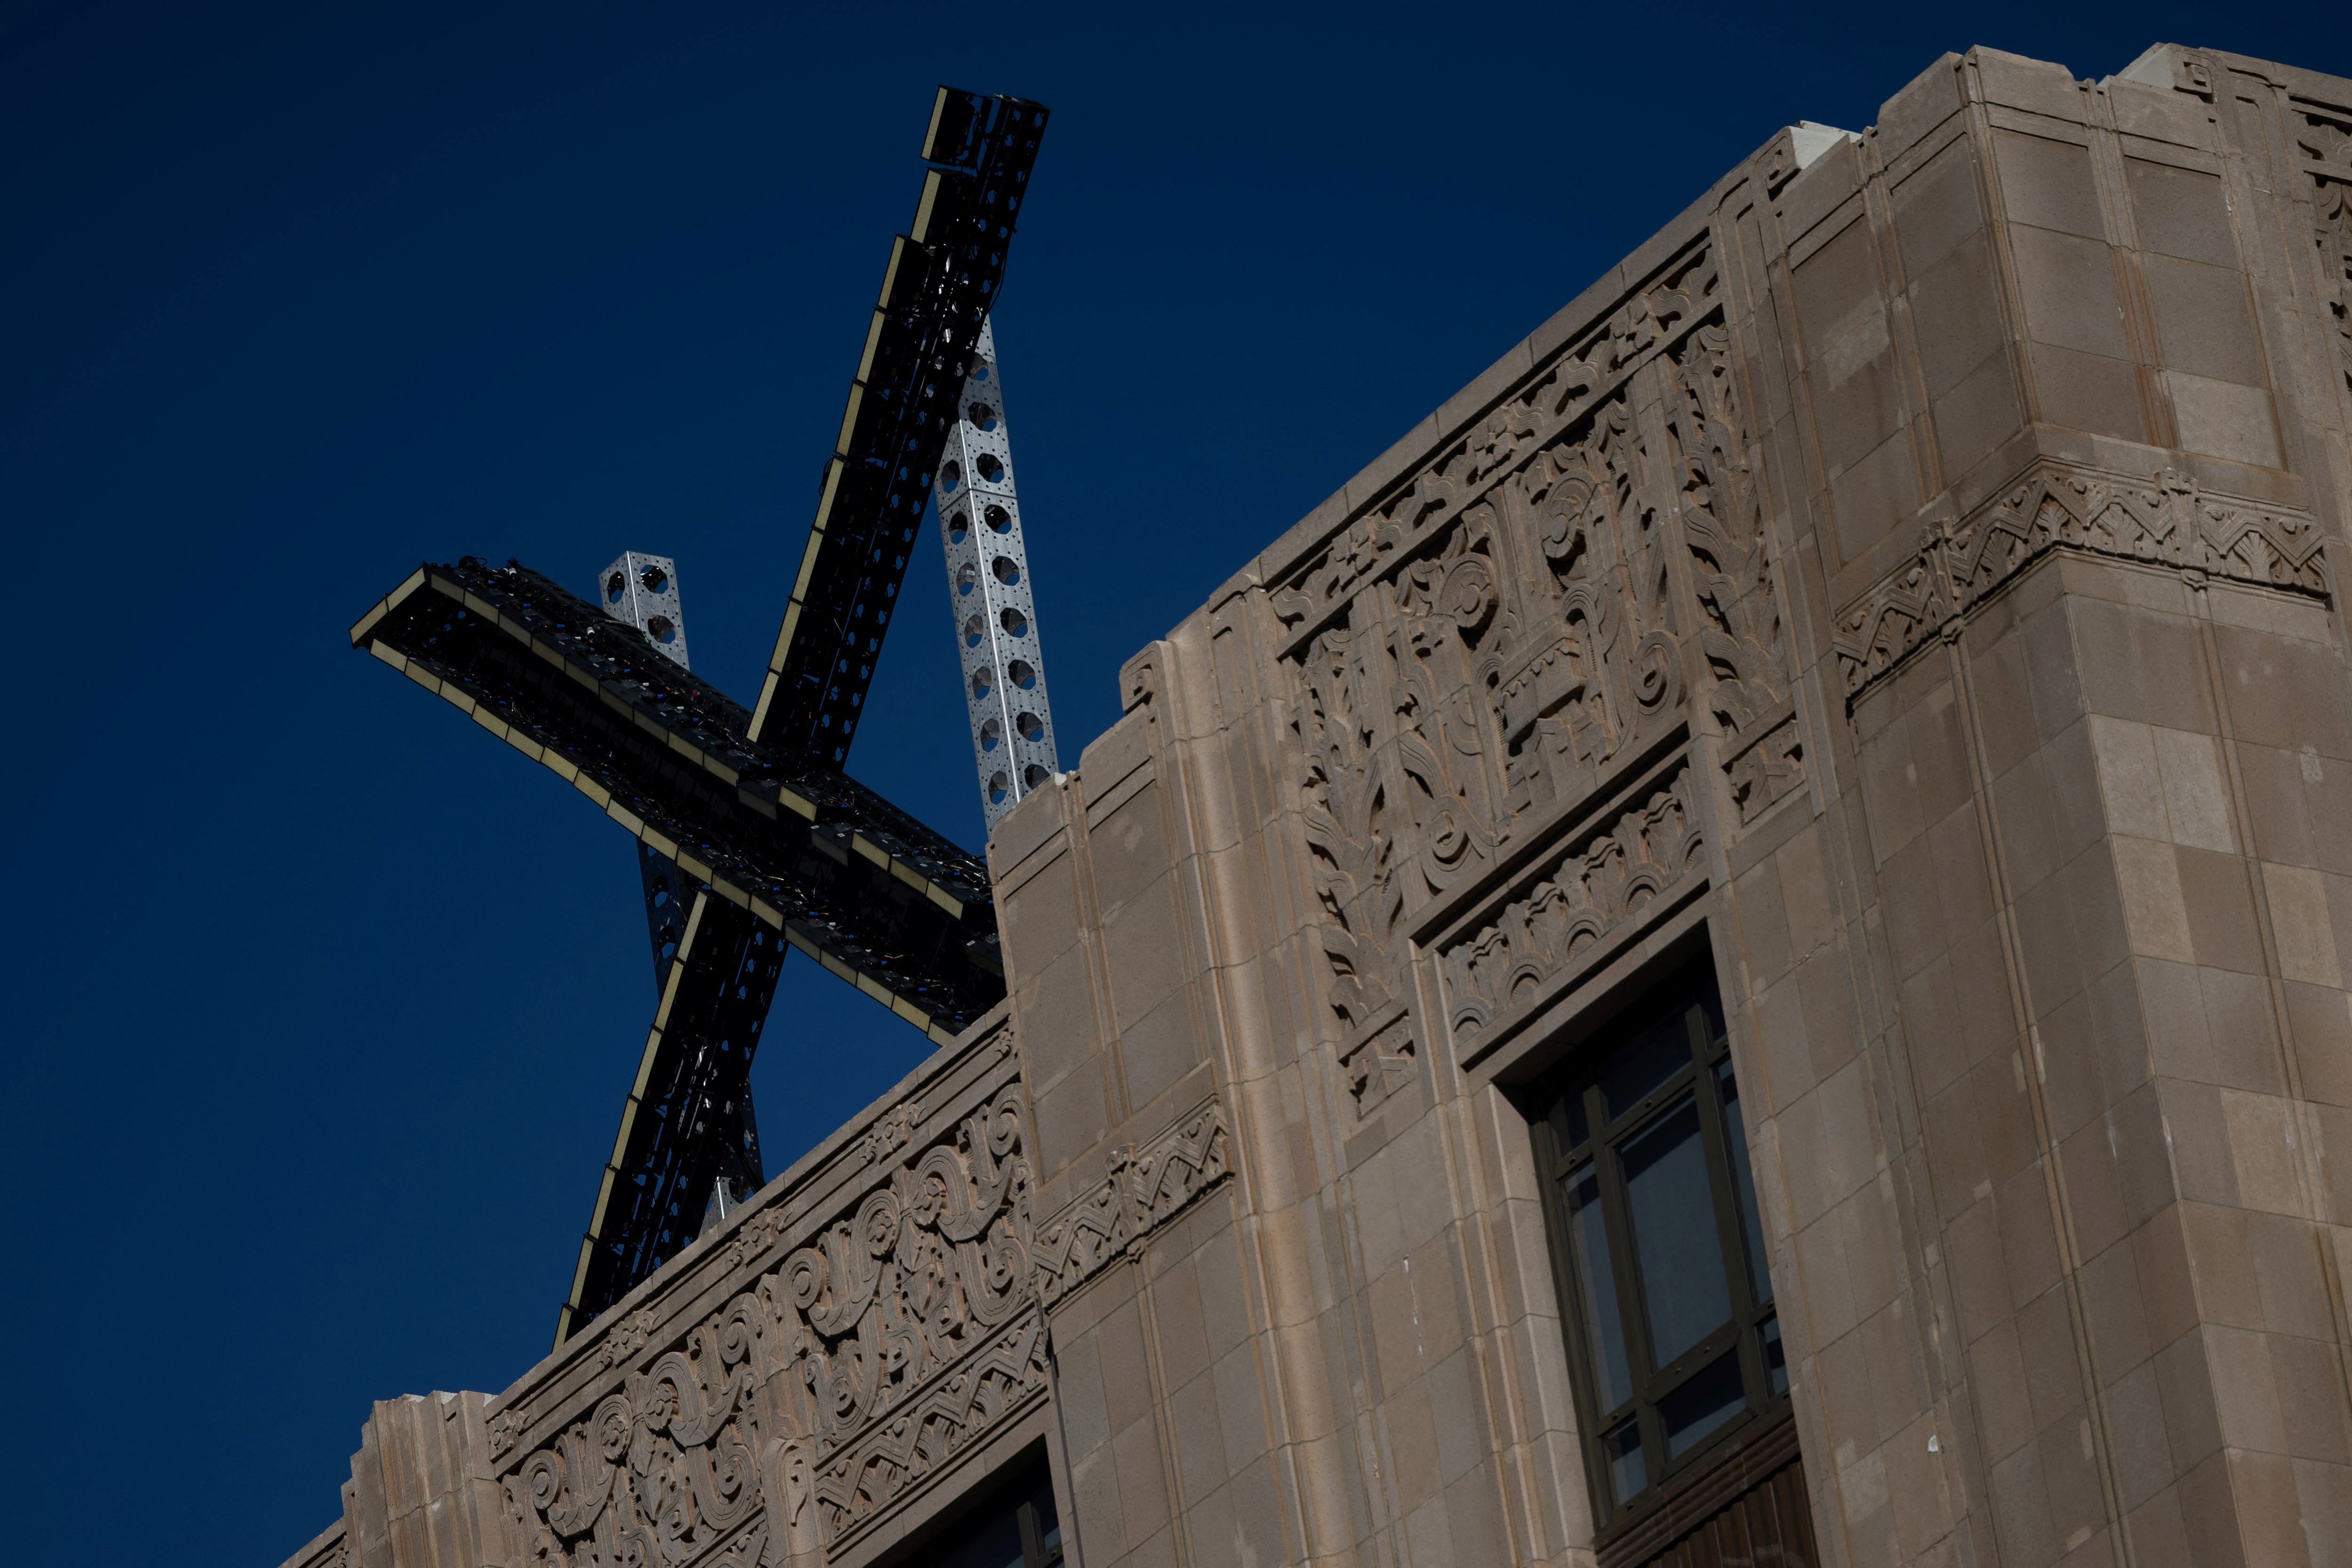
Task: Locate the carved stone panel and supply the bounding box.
[1833,461,2329,699]
[1438,758,1706,1053]
[2292,93,2352,403]
[1029,1094,1231,1308]
[1273,239,1798,1039]
[495,1054,1041,1568]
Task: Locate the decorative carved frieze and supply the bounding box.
[2292,95,2352,400]
[857,1097,923,1168]
[1832,462,2330,699]
[1029,1096,1231,1308]
[1273,247,1722,645]
[1663,321,1801,823]
[497,1056,1038,1568]
[1440,762,1705,1048]
[1273,238,1801,1034]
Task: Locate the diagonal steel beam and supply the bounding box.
[351,558,1004,1037]
[748,88,1048,758]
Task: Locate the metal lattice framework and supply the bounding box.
[349,87,1049,1344]
[748,92,1048,760]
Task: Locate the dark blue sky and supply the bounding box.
[0,4,2330,1562]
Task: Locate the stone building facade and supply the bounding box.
[280,40,2352,1568]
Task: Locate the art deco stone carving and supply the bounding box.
[1832,462,2329,699]
[1440,759,1706,1048]
[2295,96,2352,398]
[498,1071,1040,1567]
[1028,1096,1231,1308]
[1275,241,1798,1035]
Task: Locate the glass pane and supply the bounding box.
[1603,1417,1646,1504]
[1598,1008,1692,1120]
[1716,1059,1772,1304]
[1563,1166,1632,1409]
[1660,1350,1747,1458]
[1029,1470,1063,1562]
[931,1505,1025,1568]
[1620,1096,1733,1367]
[1549,1086,1589,1155]
[1698,984,1727,1050]
[1761,1312,1788,1398]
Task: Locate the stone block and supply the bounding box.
[1878,53,1967,165]
[1976,48,2088,125]
[1934,344,2026,480]
[2167,372,2282,468]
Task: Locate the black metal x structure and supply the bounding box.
[347,88,1048,1345]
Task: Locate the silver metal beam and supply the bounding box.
[935,319,1058,832]
[597,551,690,670]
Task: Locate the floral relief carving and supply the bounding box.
[1273,248,1720,639]
[1833,463,2329,698]
[1664,322,1803,823]
[2296,101,2352,400]
[500,1071,1039,1568]
[1274,242,1774,1032]
[1489,392,1661,814]
[857,1098,923,1168]
[1441,764,1706,1047]
[489,1406,531,1459]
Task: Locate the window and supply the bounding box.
[1533,957,1785,1526]
[916,1453,1062,1568]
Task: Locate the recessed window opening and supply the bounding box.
[906,1448,1061,1568]
[1533,953,1783,1527]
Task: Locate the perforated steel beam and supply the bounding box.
[936,318,1060,831]
[597,551,690,670]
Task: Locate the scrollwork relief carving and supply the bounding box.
[1832,462,2329,699]
[1441,764,1705,1047]
[501,1073,1038,1568]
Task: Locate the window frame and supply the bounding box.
[1530,958,1786,1532]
